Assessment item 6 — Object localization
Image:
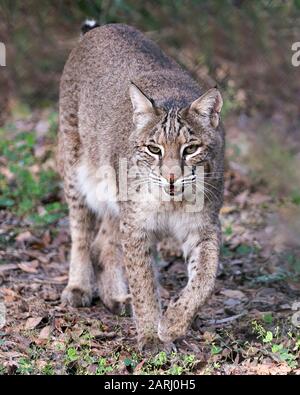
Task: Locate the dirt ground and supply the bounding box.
[0,109,300,375]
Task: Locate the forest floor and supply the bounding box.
[0,106,300,375]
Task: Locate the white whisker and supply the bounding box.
[196,179,220,194]
[194,182,221,202]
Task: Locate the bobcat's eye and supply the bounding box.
[183,145,199,156]
[147,145,162,155]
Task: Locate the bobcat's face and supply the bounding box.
[129,83,224,201]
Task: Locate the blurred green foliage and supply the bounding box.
[0,111,67,225]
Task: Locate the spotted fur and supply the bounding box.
[58,24,225,352]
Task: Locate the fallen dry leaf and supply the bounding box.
[35,325,51,345]
[0,263,19,273]
[15,231,33,243]
[50,275,68,284]
[18,260,39,274]
[220,206,236,214]
[1,287,19,302]
[24,317,43,330]
[38,325,51,340]
[220,289,247,300]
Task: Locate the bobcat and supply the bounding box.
[58,23,224,352]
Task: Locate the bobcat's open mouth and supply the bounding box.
[165,185,182,197]
[163,174,190,198]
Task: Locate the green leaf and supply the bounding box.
[236,244,252,256]
[263,313,273,324]
[67,347,78,362]
[224,225,233,236]
[263,331,273,343]
[221,245,233,258]
[272,344,283,353]
[0,197,15,207]
[211,344,222,355]
[123,358,134,367]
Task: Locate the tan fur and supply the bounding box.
[58,24,225,352]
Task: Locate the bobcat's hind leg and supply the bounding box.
[59,91,97,307]
[91,214,130,315]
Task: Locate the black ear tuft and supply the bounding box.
[81,19,100,35]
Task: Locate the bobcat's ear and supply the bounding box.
[129,82,154,114]
[190,88,223,128]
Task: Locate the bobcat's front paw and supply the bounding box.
[61,286,92,307]
[158,311,189,343]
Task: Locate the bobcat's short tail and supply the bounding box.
[81,19,100,35]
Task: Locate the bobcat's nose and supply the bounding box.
[169,173,176,183]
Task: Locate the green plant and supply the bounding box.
[252,321,299,368]
[211,343,222,355]
[263,313,274,325]
[271,344,297,368]
[0,113,66,225]
[253,271,288,285]
[152,351,168,367]
[182,354,197,370]
[96,357,114,375]
[236,244,254,256]
[168,364,183,375]
[66,347,79,362]
[0,364,6,375]
[17,357,34,375]
[41,362,54,375]
[221,245,234,258]
[224,225,233,236]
